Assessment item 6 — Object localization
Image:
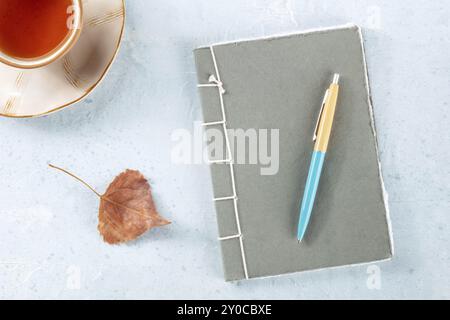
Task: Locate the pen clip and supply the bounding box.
[313,89,329,142]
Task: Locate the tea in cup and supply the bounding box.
[0,0,83,69]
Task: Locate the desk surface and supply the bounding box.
[0,0,448,299]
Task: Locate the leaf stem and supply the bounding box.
[48,164,102,198]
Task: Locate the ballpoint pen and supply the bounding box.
[297,74,340,242]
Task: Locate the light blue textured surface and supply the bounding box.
[298,151,325,242]
[0,0,449,299]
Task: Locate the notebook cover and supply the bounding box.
[194,25,393,281]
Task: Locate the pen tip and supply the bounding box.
[333,74,340,84]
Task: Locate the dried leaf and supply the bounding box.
[49,165,170,245]
[98,169,170,244]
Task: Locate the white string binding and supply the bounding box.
[197,46,250,280]
[202,120,225,127]
[214,196,237,202]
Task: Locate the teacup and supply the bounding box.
[0,0,83,69]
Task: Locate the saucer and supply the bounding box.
[0,0,125,118]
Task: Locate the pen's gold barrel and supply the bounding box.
[314,77,340,153]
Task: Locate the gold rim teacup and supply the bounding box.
[0,0,83,69]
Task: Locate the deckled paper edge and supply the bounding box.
[197,23,358,49]
[357,26,395,257]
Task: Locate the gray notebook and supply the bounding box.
[194,25,393,281]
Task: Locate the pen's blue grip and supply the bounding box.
[297,151,326,241]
